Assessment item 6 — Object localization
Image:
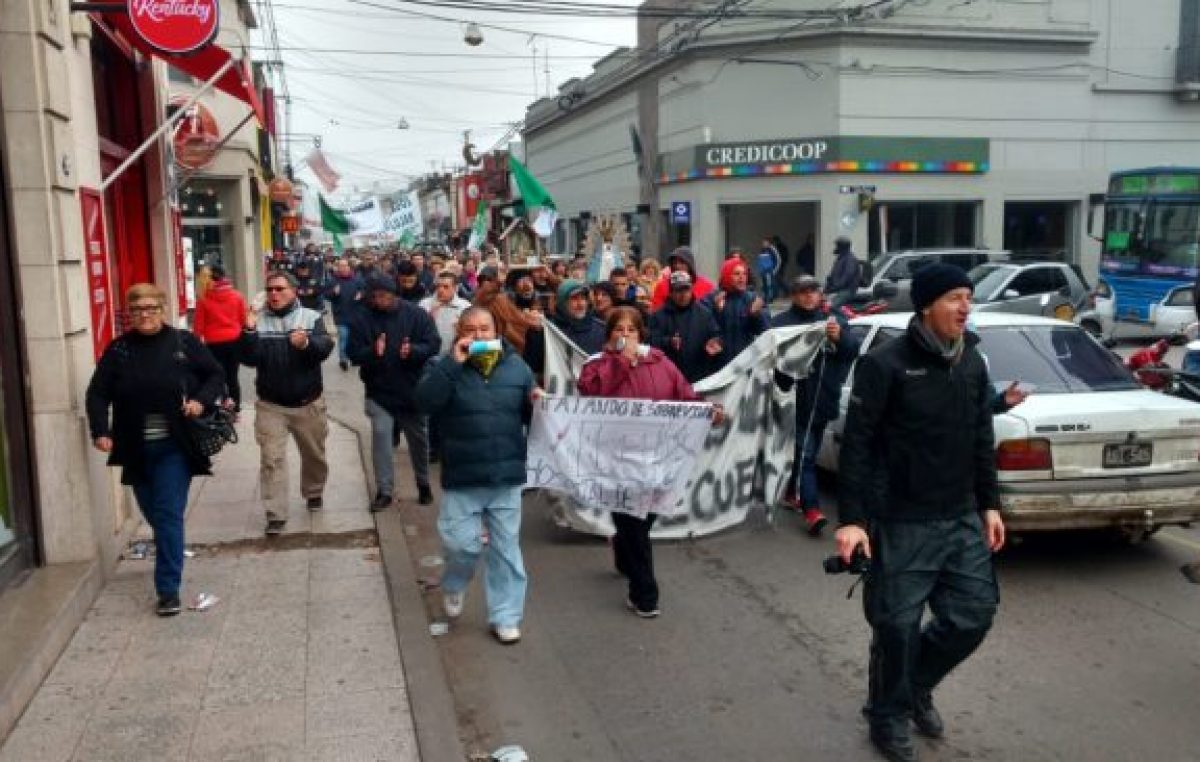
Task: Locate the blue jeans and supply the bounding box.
[1184,348,1200,375]
[131,439,192,597]
[438,486,527,628]
[336,324,351,363]
[793,419,827,510]
[760,272,777,302]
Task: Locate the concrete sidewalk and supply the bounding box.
[0,397,421,761]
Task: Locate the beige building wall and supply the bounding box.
[172,0,265,297]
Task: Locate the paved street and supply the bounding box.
[399,475,1200,761]
[0,367,421,762]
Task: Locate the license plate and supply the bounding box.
[1102,442,1153,468]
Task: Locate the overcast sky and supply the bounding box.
[252,0,638,201]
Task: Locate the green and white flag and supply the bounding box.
[467,200,489,251]
[510,157,557,238]
[319,194,349,254]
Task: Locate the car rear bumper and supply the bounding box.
[1000,475,1200,531]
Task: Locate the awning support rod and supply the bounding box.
[100,56,237,193]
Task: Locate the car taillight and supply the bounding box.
[996,439,1052,471]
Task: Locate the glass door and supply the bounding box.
[0,139,38,588]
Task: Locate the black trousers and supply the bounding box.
[863,513,998,728]
[206,340,242,409]
[611,512,658,611]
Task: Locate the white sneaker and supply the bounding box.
[492,625,521,644]
[443,591,465,618]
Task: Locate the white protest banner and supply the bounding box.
[345,197,385,236]
[385,191,424,241]
[527,397,712,518]
[538,323,826,538]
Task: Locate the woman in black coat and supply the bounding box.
[86,283,225,616]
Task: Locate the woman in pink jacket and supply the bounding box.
[578,306,722,618]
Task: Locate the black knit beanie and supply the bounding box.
[910,263,973,312]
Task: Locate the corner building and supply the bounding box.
[523,0,1200,283]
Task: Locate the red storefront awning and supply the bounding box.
[104,12,266,127]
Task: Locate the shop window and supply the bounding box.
[869,202,979,254]
[1004,201,1075,261]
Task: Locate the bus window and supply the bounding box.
[1103,202,1142,264]
[1143,201,1200,272]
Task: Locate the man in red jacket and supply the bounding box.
[192,265,247,410]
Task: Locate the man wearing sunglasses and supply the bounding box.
[242,271,335,535]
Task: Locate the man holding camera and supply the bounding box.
[836,264,1005,762]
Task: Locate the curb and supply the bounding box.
[331,411,467,762]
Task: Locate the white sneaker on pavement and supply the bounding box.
[443,591,465,618]
[492,625,521,644]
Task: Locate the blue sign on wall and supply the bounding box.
[670,201,691,225]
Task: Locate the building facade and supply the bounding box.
[523,0,1200,283]
[0,0,266,741]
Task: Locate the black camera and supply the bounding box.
[823,547,870,575]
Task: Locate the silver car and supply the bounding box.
[861,249,1008,311]
[968,261,1090,321]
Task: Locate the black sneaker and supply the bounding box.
[912,690,944,738]
[339,360,349,371]
[156,594,182,617]
[418,485,434,505]
[265,519,287,536]
[306,496,323,512]
[869,724,919,762]
[370,493,392,512]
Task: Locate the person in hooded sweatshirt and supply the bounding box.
[771,275,860,536]
[824,236,861,309]
[522,279,607,379]
[648,271,722,384]
[396,260,428,304]
[347,275,441,511]
[706,258,770,370]
[649,245,715,312]
[579,306,724,617]
[192,264,247,410]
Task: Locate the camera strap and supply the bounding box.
[845,571,867,600]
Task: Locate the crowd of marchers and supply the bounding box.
[85,234,1010,762]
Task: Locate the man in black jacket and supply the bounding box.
[648,271,722,383]
[347,276,441,510]
[836,264,1005,762]
[772,275,859,535]
[242,271,336,535]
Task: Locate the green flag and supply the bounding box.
[467,200,489,251]
[510,158,558,237]
[510,157,555,211]
[319,195,348,254]
[320,195,349,235]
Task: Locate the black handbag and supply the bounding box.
[184,407,238,457]
[176,332,238,457]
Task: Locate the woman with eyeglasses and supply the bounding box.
[86,283,225,616]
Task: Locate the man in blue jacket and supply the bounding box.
[415,306,535,645]
[772,275,860,535]
[347,276,441,510]
[325,259,365,371]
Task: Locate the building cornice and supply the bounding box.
[523,23,1098,137]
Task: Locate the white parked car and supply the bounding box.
[1074,278,1115,343]
[1149,284,1197,341]
[817,312,1200,538]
